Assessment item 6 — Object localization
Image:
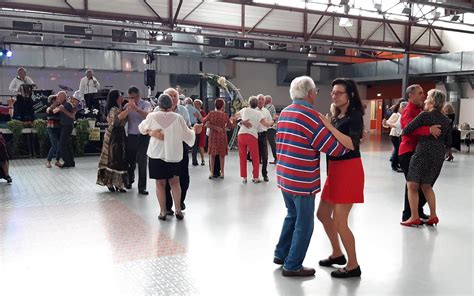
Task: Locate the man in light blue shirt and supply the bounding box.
[125,86,150,195]
[184,97,201,126]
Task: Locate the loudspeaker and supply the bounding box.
[144,69,156,88]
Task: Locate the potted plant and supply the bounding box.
[6,119,24,158]
[83,107,99,129]
[32,119,50,157]
[75,119,90,156]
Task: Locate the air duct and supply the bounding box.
[277,60,308,86]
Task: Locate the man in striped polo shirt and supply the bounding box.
[274,76,351,277]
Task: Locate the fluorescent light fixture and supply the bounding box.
[270,44,278,50]
[328,47,336,55]
[299,45,309,53]
[243,41,252,48]
[451,15,460,21]
[85,28,93,35]
[308,47,317,58]
[339,17,353,27]
[225,39,235,46]
[163,33,173,42]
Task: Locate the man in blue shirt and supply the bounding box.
[184,97,204,166]
[125,86,150,195]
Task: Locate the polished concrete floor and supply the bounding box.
[0,137,472,296]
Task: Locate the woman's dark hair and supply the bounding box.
[106,89,121,110]
[158,94,172,110]
[331,78,365,116]
[215,98,225,110]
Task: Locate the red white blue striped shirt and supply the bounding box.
[276,100,349,196]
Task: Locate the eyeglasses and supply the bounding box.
[331,91,347,97]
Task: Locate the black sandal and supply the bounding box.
[175,212,184,220]
[319,255,347,267]
[331,266,361,278]
[158,214,167,221]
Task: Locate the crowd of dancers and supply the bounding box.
[0,72,454,280]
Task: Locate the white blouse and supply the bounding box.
[138,111,195,162]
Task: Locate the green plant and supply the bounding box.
[75,119,90,156]
[32,119,50,158]
[6,120,24,158]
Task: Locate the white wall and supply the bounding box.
[441,14,474,53]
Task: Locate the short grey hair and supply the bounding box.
[248,96,258,108]
[290,76,316,100]
[427,89,446,111]
[85,69,94,75]
[184,97,193,105]
[406,84,421,98]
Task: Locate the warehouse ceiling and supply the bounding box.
[0,0,473,64]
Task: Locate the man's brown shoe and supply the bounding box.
[273,257,284,265]
[282,267,315,277]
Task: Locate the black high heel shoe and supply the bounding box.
[175,212,184,220]
[158,213,167,221]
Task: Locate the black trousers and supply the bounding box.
[166,143,190,211]
[12,95,34,122]
[390,136,400,170]
[258,131,268,178]
[59,124,75,166]
[400,152,427,220]
[191,132,200,165]
[126,134,150,190]
[267,128,277,161]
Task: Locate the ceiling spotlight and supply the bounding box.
[328,47,336,55]
[243,41,252,48]
[402,6,411,15]
[299,45,309,53]
[451,14,460,21]
[149,30,158,38]
[308,47,317,58]
[225,39,235,47]
[374,3,382,13]
[270,44,279,51]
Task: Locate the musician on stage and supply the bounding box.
[8,67,36,122]
[78,69,101,108]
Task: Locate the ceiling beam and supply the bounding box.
[143,0,165,24]
[247,8,273,34]
[406,0,474,13]
[171,0,183,28]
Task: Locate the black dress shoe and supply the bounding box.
[192,162,199,166]
[6,176,12,183]
[319,255,347,267]
[138,190,149,195]
[419,213,430,220]
[273,257,284,265]
[107,186,116,192]
[331,266,361,278]
[282,267,315,277]
[263,176,269,182]
[166,210,175,216]
[117,188,127,193]
[181,203,186,210]
[125,183,132,189]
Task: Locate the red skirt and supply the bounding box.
[321,158,364,204]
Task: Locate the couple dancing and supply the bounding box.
[273,76,365,278]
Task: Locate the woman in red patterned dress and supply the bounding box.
[194,99,207,165]
[202,98,233,179]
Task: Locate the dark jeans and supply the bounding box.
[390,136,400,170]
[267,128,277,161]
[191,133,199,165]
[12,95,34,122]
[258,131,268,178]
[126,134,150,190]
[400,152,427,220]
[59,125,74,166]
[274,191,315,271]
[47,127,61,161]
[166,143,190,211]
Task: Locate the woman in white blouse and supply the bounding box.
[383,101,407,172]
[138,94,202,221]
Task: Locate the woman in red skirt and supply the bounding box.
[316,78,365,279]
